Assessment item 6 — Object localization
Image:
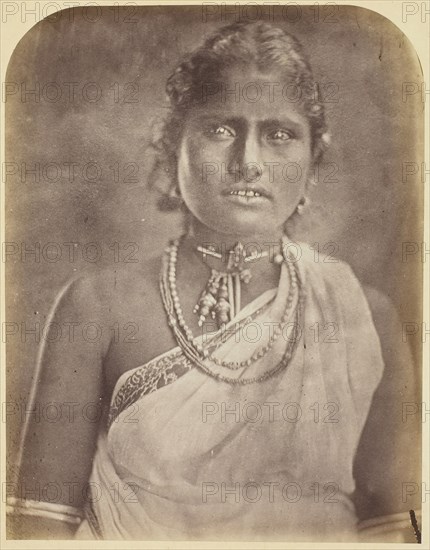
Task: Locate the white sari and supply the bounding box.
[75,245,384,541]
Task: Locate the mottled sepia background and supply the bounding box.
[5,5,423,476]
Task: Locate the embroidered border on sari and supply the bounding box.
[106,295,276,429]
[107,350,193,429]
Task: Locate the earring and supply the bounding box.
[296,196,309,215]
[321,132,331,145]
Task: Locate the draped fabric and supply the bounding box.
[75,245,385,541]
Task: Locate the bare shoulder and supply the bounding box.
[353,288,420,520]
[38,252,167,402]
[361,283,417,392]
[62,252,164,317]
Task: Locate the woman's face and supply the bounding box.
[177,66,313,238]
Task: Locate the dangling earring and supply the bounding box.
[282,196,310,235]
[296,196,309,215]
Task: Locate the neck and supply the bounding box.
[186,217,285,256]
[181,218,288,282]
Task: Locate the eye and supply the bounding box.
[267,129,294,142]
[205,124,236,140]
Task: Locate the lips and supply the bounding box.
[222,186,272,199]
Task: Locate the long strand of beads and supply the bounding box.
[167,236,299,370]
[159,237,305,384]
[160,257,304,385]
[166,238,269,359]
[208,256,298,369]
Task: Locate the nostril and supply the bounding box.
[226,162,262,182]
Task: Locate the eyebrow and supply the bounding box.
[190,114,306,133]
[259,118,305,133]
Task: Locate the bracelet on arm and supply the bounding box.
[357,510,422,542]
[6,496,83,526]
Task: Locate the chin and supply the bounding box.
[207,218,277,239]
[187,203,284,239]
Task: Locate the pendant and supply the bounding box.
[193,242,253,328]
[226,241,244,270]
[214,277,230,327]
[193,270,220,326]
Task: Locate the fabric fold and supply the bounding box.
[75,244,385,541]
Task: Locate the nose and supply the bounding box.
[243,163,262,182]
[228,129,263,183]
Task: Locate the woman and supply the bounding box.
[8,21,420,541]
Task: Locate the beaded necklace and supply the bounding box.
[159,236,305,385]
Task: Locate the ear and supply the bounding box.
[310,131,331,179]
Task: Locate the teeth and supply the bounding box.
[229,190,262,197]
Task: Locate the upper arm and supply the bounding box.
[15,274,112,509]
[353,285,421,519]
[362,284,419,406]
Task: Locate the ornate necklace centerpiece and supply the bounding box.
[159,235,304,386]
[193,241,271,328]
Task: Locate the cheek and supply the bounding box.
[178,138,202,187]
[270,147,311,194]
[177,140,218,211]
[179,138,227,194]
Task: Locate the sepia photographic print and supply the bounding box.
[1,1,429,547]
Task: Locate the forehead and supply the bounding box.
[191,65,309,126]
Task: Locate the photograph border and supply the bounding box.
[1,1,428,548]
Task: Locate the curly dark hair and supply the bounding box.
[150,21,329,211]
